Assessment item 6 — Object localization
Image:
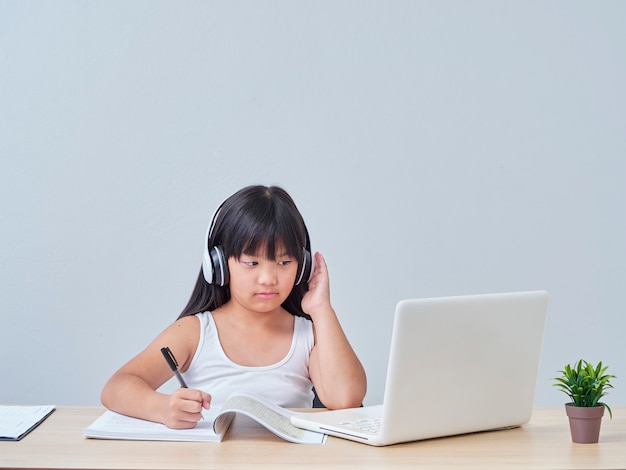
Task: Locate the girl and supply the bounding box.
[101,185,366,429]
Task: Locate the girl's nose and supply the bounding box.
[257,264,278,285]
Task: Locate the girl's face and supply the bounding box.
[227,242,299,314]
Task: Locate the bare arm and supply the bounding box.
[100,315,211,428]
[303,252,367,409]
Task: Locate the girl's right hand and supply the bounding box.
[301,252,333,320]
[161,388,211,429]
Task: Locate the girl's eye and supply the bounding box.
[278,260,292,266]
[242,260,258,266]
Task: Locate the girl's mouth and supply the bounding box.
[257,291,278,299]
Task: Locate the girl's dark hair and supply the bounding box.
[178,185,311,320]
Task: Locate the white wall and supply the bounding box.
[1,1,624,408]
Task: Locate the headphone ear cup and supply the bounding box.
[210,246,229,286]
[295,248,312,286]
[202,243,214,284]
[202,245,229,286]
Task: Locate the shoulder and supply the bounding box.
[294,314,312,328]
[158,315,202,371]
[172,314,201,331]
[294,315,315,344]
[159,315,201,353]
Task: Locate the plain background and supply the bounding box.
[1,1,624,408]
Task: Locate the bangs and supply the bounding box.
[216,195,306,262]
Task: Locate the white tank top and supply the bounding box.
[184,311,315,409]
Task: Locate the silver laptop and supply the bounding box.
[291,291,548,446]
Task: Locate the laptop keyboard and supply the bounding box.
[340,417,382,434]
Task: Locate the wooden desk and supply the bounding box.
[1,406,625,469]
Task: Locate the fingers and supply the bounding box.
[308,252,327,285]
[177,388,212,413]
[312,252,326,273]
[200,391,212,410]
[165,389,211,429]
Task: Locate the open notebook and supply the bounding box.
[291,291,549,446]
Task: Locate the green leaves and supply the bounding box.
[553,360,616,418]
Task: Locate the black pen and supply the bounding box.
[161,347,204,420]
[161,346,188,388]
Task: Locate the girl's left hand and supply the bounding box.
[300,252,332,319]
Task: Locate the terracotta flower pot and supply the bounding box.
[564,403,604,444]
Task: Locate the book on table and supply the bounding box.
[0,405,56,441]
[83,392,325,444]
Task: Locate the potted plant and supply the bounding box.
[553,359,616,443]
